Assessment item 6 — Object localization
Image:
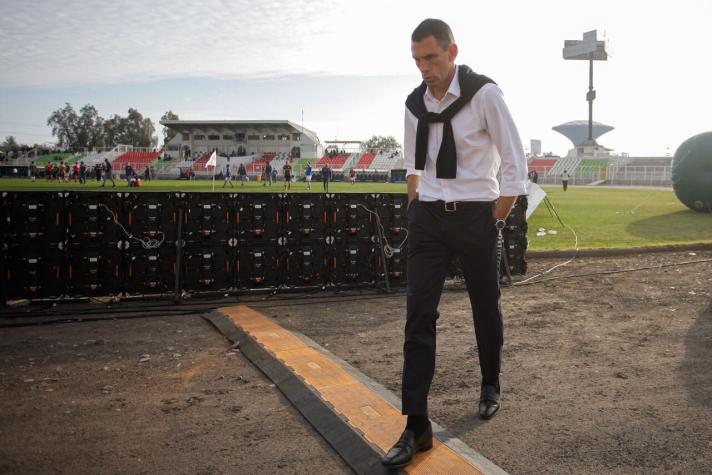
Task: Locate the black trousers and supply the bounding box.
[402,199,503,415]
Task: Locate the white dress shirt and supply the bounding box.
[404,65,528,202]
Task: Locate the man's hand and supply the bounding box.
[493,196,517,221]
[407,175,420,207]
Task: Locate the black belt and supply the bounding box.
[420,200,494,213]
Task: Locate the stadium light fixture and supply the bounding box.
[563,30,608,145]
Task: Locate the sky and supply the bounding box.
[1,0,711,156]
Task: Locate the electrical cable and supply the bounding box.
[355,203,408,258]
[510,257,712,287]
[626,189,660,215]
[98,203,164,249]
[513,196,579,286]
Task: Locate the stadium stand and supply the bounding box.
[547,153,583,176]
[354,152,375,169]
[244,152,275,174]
[32,152,78,166]
[577,159,609,171]
[527,158,557,175]
[622,157,672,167]
[190,151,217,171]
[316,153,352,170]
[369,151,400,170]
[112,151,161,174]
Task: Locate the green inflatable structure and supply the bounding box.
[672,132,712,213]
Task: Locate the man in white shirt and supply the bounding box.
[382,19,528,469]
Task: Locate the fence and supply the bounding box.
[535,165,672,187]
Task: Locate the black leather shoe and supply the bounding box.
[479,384,501,420]
[381,423,433,468]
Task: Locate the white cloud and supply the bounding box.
[1,0,712,155]
[0,0,347,87]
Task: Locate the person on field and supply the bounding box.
[349,167,357,185]
[321,163,332,192]
[283,161,293,191]
[102,158,116,187]
[381,19,527,469]
[223,164,234,188]
[304,162,313,190]
[237,163,247,186]
[263,162,273,187]
[562,169,570,191]
[79,161,87,184]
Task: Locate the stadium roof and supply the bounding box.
[552,120,614,146]
[160,120,320,144]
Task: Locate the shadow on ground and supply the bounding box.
[626,210,712,242]
[681,299,712,408]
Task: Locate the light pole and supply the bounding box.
[563,30,608,146]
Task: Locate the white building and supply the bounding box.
[160,120,323,160]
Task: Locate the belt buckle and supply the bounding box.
[444,201,457,212]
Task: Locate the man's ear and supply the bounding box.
[449,43,458,62]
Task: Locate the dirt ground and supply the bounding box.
[0,315,349,474]
[1,249,711,474]
[258,249,712,474]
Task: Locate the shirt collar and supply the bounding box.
[425,65,460,102]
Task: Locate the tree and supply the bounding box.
[47,103,79,149]
[102,108,158,148]
[48,103,158,149]
[361,135,401,153]
[76,104,104,149]
[161,110,179,144]
[1,136,19,153]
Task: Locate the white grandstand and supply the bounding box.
[160,120,322,160]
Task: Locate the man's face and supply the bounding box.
[411,35,457,93]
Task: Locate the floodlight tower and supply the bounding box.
[563,30,608,145]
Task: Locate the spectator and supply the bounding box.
[79,161,87,184]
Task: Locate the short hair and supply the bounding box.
[411,19,454,50]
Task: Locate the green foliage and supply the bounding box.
[103,108,157,148]
[46,103,79,148]
[360,135,401,152]
[47,103,157,149]
[161,110,180,145]
[1,136,19,152]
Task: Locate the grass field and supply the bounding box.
[1,178,710,251]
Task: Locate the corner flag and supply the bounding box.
[205,150,217,168]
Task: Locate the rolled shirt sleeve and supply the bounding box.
[404,108,421,177]
[483,85,528,197]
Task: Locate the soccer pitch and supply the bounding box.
[1,178,710,251]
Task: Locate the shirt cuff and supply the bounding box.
[499,179,528,197]
[406,168,422,177]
